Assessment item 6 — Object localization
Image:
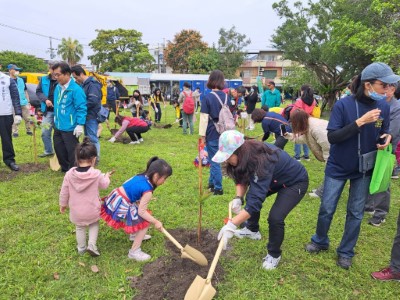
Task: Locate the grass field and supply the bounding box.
[0,105,399,299]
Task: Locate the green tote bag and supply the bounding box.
[369,144,396,194]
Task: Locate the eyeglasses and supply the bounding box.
[53,73,63,78]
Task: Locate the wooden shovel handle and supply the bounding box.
[206,238,224,283]
[228,202,232,220]
[115,100,121,116]
[161,228,183,250]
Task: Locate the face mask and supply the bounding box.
[250,88,254,93]
[14,71,20,76]
[133,95,139,99]
[368,86,386,101]
[345,90,351,96]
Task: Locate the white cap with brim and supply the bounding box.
[361,62,400,84]
[212,130,245,164]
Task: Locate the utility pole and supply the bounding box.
[49,37,56,59]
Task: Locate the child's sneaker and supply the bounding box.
[128,248,151,261]
[129,234,152,241]
[87,244,100,257]
[262,254,281,270]
[77,246,87,255]
[129,141,140,145]
[139,138,144,142]
[234,227,262,240]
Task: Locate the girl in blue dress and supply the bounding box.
[101,157,172,261]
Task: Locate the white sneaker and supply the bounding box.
[129,141,140,145]
[234,227,262,240]
[128,248,151,261]
[129,234,152,241]
[139,138,144,142]
[308,192,321,198]
[87,244,100,257]
[262,254,281,270]
[77,246,86,255]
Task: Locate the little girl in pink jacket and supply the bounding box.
[59,137,112,256]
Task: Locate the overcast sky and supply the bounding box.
[0,0,292,66]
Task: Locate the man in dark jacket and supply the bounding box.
[0,63,22,171]
[106,80,120,115]
[71,65,102,162]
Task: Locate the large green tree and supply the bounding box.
[89,28,155,72]
[0,51,47,72]
[331,0,400,70]
[217,26,251,79]
[57,37,84,66]
[272,0,400,109]
[187,47,220,74]
[272,0,365,108]
[164,30,208,73]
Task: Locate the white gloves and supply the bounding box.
[154,107,159,113]
[230,197,243,215]
[108,136,116,143]
[217,221,237,250]
[73,125,84,138]
[14,115,22,125]
[231,100,236,106]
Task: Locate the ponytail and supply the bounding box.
[75,137,97,163]
[141,156,172,186]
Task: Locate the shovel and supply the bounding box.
[162,118,183,129]
[161,228,208,266]
[49,154,60,171]
[184,203,232,300]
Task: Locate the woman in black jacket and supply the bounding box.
[245,85,258,130]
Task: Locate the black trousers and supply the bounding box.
[53,129,79,172]
[126,126,149,141]
[274,135,288,150]
[246,181,309,258]
[0,115,16,166]
[154,103,162,122]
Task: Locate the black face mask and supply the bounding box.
[133,95,139,99]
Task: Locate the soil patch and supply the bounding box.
[109,129,131,144]
[130,229,225,300]
[0,162,48,182]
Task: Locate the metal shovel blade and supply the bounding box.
[184,275,216,300]
[181,244,208,266]
[49,154,60,171]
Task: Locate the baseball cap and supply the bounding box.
[212,130,245,163]
[361,62,400,84]
[7,64,22,71]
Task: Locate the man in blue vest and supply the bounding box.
[36,60,58,157]
[7,64,32,137]
[52,62,87,172]
[0,63,22,171]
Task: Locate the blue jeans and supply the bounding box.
[84,119,100,159]
[206,139,222,190]
[294,143,309,159]
[311,175,371,258]
[41,111,54,154]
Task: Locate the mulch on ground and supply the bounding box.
[130,229,224,300]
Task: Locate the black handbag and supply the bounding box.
[356,100,377,173]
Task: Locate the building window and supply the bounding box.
[261,55,276,61]
[263,70,277,79]
[282,70,292,77]
[242,70,251,78]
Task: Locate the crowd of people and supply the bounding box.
[1,61,400,282]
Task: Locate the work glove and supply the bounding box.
[217,221,237,250]
[154,107,159,113]
[108,136,116,143]
[230,197,243,215]
[14,115,22,125]
[73,125,84,138]
[231,100,236,106]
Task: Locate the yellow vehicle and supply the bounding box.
[20,70,128,107]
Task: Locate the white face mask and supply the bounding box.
[14,71,20,76]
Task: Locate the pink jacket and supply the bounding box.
[59,167,110,226]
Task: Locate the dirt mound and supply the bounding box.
[0,162,48,182]
[130,229,224,300]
